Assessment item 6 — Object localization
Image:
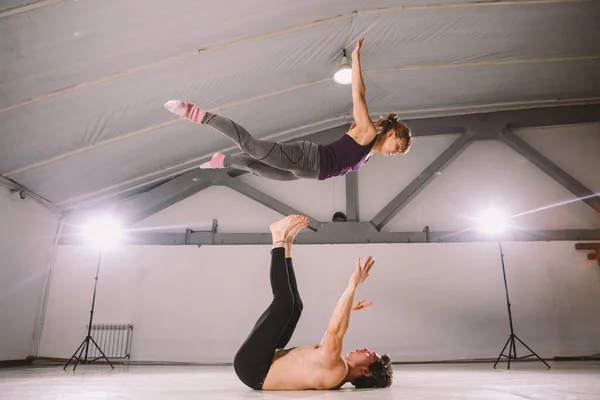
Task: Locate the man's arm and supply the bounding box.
[321,283,357,363]
[350,38,376,144]
[321,256,374,364]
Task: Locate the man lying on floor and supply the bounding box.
[232,214,393,391]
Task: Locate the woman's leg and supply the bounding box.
[233,215,308,390]
[203,153,300,181]
[165,100,320,179]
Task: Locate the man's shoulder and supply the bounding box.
[305,344,346,373]
[313,355,348,388]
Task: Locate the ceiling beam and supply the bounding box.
[111,169,229,226]
[371,132,475,230]
[59,168,323,237]
[503,103,600,129]
[0,0,66,18]
[499,128,600,216]
[58,221,600,245]
[59,169,229,239]
[217,177,322,231]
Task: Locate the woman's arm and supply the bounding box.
[350,38,376,144]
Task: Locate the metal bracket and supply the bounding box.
[575,243,600,266]
[423,226,431,243]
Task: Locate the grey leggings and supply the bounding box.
[202,112,320,181]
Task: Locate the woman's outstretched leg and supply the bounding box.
[164,100,320,179]
[201,153,300,181]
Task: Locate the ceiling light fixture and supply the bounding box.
[333,49,352,85]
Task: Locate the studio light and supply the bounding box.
[474,207,550,370]
[333,49,352,85]
[83,216,123,248]
[65,214,123,370]
[476,208,507,235]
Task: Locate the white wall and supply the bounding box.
[38,124,600,362]
[0,187,59,360]
[38,241,600,363]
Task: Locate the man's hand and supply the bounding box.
[349,256,374,288]
[352,300,373,311]
[352,37,364,59]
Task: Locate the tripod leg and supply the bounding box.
[494,336,511,368]
[64,339,86,370]
[512,334,518,359]
[514,335,551,369]
[73,337,89,371]
[89,336,115,369]
[507,335,515,370]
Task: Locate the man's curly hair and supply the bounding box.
[351,354,393,389]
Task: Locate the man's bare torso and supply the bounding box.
[261,344,348,390]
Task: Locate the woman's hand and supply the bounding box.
[352,38,364,59]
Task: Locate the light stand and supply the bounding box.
[64,250,114,371]
[493,241,550,369]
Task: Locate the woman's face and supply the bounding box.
[380,130,405,155]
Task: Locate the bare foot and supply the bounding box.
[269,215,306,243]
[286,216,309,244]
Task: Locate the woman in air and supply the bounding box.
[164,38,412,181]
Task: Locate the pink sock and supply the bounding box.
[199,153,226,169]
[164,100,206,123]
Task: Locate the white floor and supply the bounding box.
[1,362,599,399]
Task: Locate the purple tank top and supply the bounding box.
[317,134,376,180]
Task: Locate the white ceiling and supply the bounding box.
[1,0,599,210]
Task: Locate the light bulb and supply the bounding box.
[476,209,507,235]
[334,66,352,84]
[83,216,123,248]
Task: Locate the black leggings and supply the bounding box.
[233,247,303,390]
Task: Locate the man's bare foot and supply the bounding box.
[286,216,309,244]
[284,216,308,257]
[269,215,306,244]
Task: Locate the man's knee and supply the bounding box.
[273,294,296,315]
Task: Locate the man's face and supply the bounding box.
[347,347,381,369]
